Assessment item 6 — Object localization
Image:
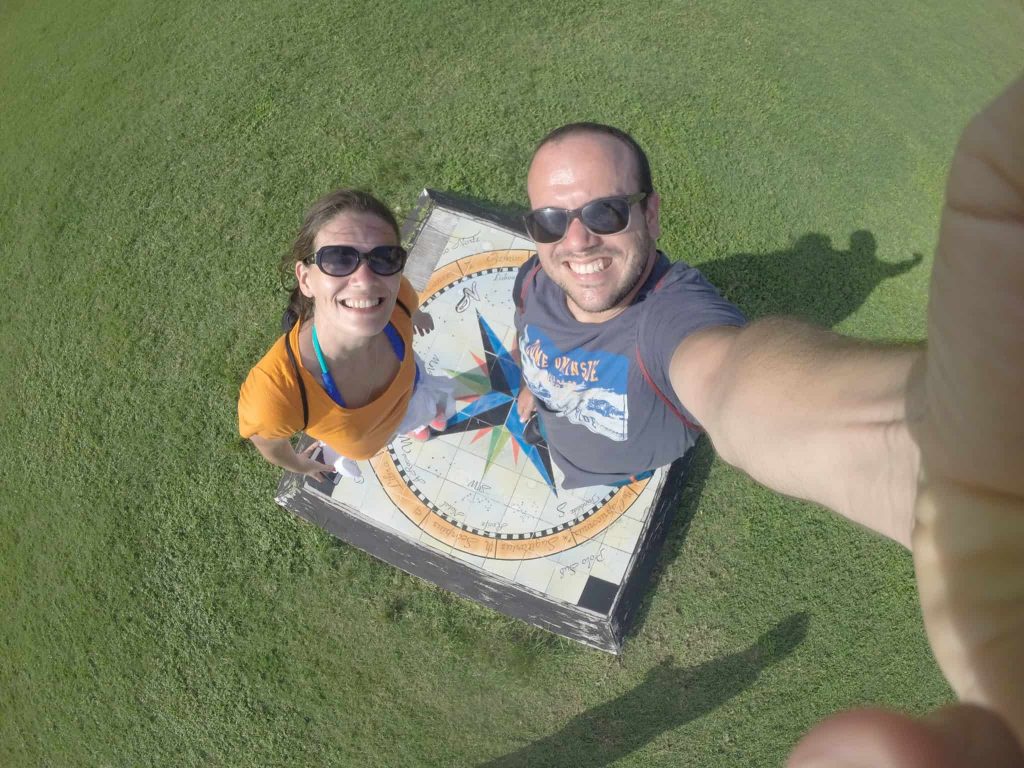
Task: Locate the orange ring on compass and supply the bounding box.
[369,249,651,558]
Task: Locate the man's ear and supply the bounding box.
[644,191,661,240]
[295,261,315,299]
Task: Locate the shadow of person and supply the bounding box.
[477,612,810,768]
[697,231,922,328]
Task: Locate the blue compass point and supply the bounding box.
[504,402,557,494]
[475,311,522,396]
[440,309,556,492]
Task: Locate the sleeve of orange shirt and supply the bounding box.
[238,352,304,440]
[398,276,420,315]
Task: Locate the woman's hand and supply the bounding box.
[249,434,335,482]
[295,442,336,482]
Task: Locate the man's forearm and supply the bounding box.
[679,319,924,547]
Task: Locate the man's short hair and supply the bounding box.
[532,122,654,196]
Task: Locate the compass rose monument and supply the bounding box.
[275,190,695,652]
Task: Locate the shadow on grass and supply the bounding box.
[478,612,810,768]
[625,231,919,634]
[623,437,716,642]
[699,230,922,327]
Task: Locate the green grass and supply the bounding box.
[1,0,1021,765]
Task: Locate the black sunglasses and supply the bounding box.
[523,192,649,244]
[305,244,408,277]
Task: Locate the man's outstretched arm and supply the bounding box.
[677,73,1024,755]
[786,73,1024,764]
[669,318,924,547]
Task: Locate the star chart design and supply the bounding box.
[281,195,684,651]
[367,250,654,559]
[438,309,556,492]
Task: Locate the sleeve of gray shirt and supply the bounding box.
[511,253,541,338]
[637,263,747,425]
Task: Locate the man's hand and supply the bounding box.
[516,386,537,422]
[910,72,1024,745]
[788,72,1024,767]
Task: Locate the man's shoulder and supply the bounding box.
[513,253,543,311]
[637,254,746,357]
[648,255,713,292]
[643,256,739,315]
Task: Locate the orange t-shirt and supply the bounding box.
[238,278,419,460]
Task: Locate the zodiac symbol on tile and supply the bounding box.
[455,283,480,313]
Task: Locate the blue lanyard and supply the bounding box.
[311,325,347,408]
[310,323,415,409]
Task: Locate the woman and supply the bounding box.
[238,189,452,482]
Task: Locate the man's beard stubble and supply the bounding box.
[559,228,656,315]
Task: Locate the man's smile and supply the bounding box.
[566,258,611,275]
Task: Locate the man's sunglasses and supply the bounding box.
[523,192,649,244]
[304,244,408,277]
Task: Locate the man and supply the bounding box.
[515,123,917,544]
[515,76,1024,766]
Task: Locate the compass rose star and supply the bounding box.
[436,310,556,492]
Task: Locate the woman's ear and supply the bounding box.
[295,261,315,298]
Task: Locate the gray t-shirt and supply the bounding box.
[514,252,746,489]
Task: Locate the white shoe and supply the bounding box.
[333,456,362,480]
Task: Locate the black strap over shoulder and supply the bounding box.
[395,298,412,318]
[283,330,309,430]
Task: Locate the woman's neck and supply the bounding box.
[310,318,378,362]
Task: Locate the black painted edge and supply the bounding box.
[272,437,695,654]
[420,188,528,236]
[274,454,620,653]
[607,444,699,641]
[276,485,621,653]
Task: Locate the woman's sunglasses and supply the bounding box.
[523,192,649,244]
[305,244,408,277]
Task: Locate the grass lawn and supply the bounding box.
[1,0,1021,765]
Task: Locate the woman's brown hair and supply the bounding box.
[280,189,401,331]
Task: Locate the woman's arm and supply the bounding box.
[249,434,335,482]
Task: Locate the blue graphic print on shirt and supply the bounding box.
[519,325,630,442]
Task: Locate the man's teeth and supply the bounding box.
[342,298,382,309]
[568,259,609,275]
